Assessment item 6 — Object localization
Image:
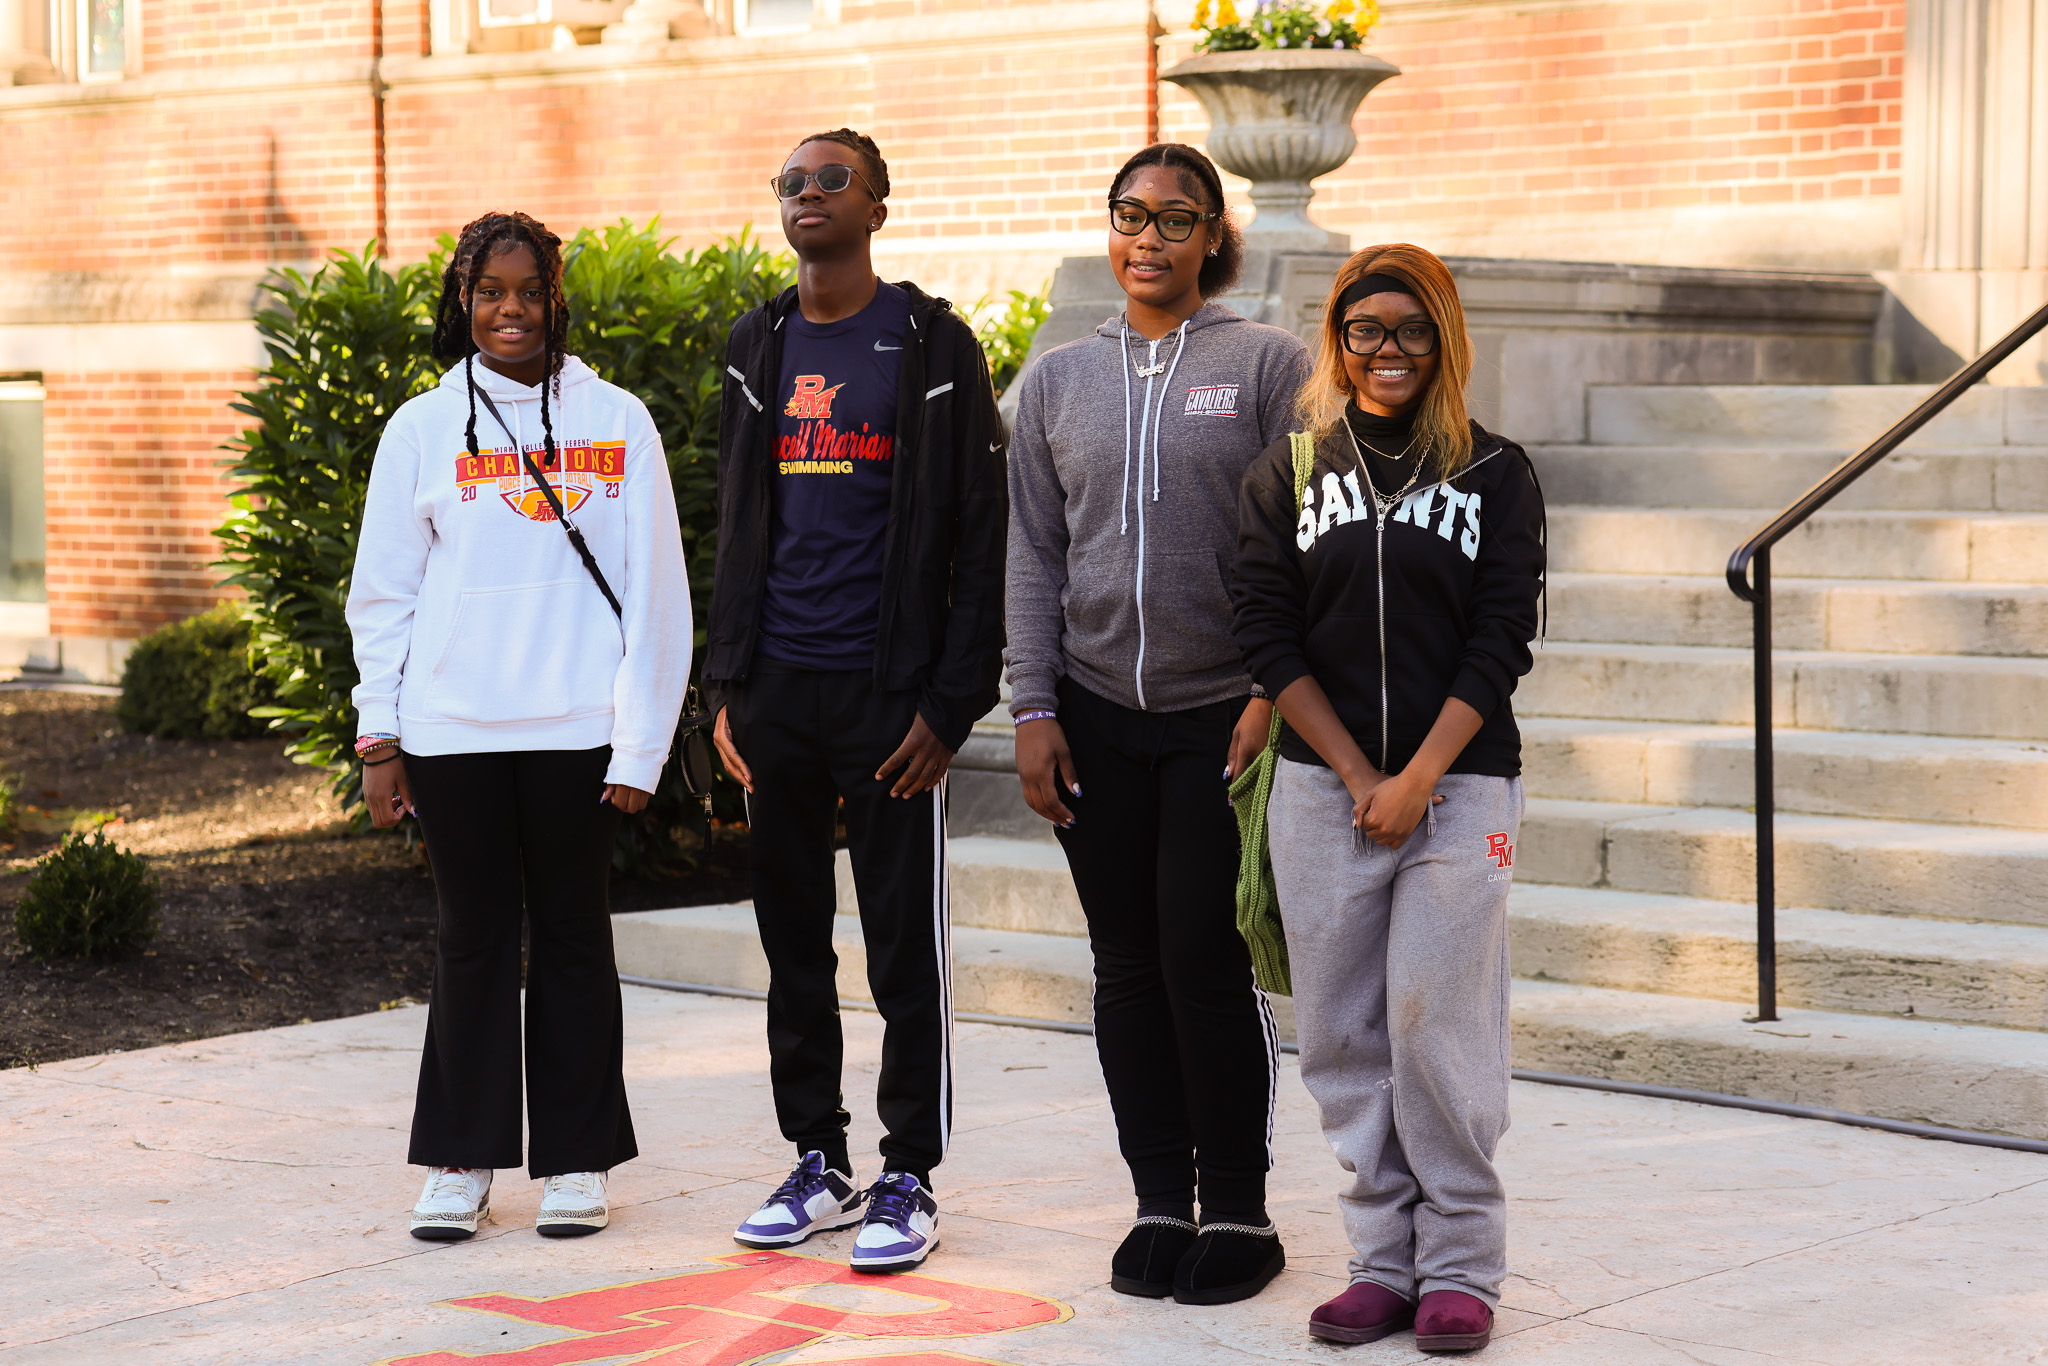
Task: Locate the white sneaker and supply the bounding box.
[537,1170,609,1238]
[411,1167,492,1241]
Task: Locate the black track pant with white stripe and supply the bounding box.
[1053,678,1277,1224]
[731,662,952,1187]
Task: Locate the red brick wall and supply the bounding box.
[40,373,249,638]
[144,0,374,69]
[1159,0,1906,245]
[381,22,1152,262]
[0,89,379,273]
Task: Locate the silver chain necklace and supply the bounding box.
[1342,419,1428,520]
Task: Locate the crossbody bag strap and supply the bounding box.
[474,386,624,620]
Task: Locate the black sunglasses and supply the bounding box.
[772,163,879,201]
[1108,198,1219,243]
[1343,319,1440,357]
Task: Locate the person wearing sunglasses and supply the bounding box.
[1229,245,1546,1353]
[1003,142,1309,1307]
[704,129,1007,1274]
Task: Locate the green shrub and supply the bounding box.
[970,287,1051,398]
[13,829,160,959]
[0,773,17,841]
[115,604,277,740]
[215,248,443,823]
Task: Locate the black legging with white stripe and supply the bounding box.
[733,661,953,1187]
[1053,676,1278,1225]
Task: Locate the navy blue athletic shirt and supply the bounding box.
[757,281,908,668]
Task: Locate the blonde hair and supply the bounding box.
[1297,243,1474,480]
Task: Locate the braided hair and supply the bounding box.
[430,211,570,471]
[791,127,890,200]
[1109,143,1243,298]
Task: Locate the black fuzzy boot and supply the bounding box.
[1110,1216,1199,1297]
[1171,1221,1285,1305]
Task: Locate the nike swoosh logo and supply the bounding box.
[874,341,902,351]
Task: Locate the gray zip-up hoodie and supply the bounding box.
[1004,302,1310,717]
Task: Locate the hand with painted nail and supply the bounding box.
[602,783,650,814]
[1015,715,1080,828]
[1225,696,1274,782]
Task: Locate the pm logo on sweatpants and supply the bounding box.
[1486,833,1514,868]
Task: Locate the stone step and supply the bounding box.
[1546,571,2048,657]
[608,905,2048,1138]
[837,837,1084,936]
[1511,979,2048,1139]
[1508,883,2048,1030]
[1548,506,2048,581]
[1584,383,2048,449]
[1520,797,2048,927]
[1529,444,2048,512]
[1521,641,2048,740]
[1521,717,2048,830]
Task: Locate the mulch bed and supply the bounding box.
[0,690,749,1070]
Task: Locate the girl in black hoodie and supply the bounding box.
[1230,244,1545,1355]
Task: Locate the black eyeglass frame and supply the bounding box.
[771,164,881,201]
[1107,198,1221,243]
[1341,319,1441,358]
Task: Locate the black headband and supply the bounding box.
[1337,273,1419,314]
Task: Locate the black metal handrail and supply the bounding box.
[1726,299,2048,1022]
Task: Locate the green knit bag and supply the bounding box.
[1229,433,1315,996]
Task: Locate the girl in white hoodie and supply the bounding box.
[345,211,690,1242]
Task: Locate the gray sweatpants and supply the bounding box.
[1268,759,1523,1306]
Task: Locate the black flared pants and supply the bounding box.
[404,745,636,1179]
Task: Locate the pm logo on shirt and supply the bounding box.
[786,375,845,420]
[1184,384,1239,417]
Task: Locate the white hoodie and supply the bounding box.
[346,355,691,793]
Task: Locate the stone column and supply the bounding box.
[1888,0,2048,382]
[0,0,59,84]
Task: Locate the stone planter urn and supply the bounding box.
[1161,49,1401,252]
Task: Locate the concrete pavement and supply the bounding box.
[5,986,2045,1364]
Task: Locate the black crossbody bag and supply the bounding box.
[475,387,717,814]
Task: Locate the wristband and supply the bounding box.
[1013,709,1057,726]
[362,752,400,767]
[354,732,399,757]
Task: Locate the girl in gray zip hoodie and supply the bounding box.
[1003,143,1309,1309]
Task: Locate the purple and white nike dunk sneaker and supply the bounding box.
[849,1171,939,1273]
[734,1151,866,1249]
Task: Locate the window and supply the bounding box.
[0,378,46,613]
[81,0,124,76]
[738,0,812,33]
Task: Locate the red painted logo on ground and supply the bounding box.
[381,1249,1068,1366]
[1486,832,1514,868]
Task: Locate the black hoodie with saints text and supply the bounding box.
[1230,416,1546,777]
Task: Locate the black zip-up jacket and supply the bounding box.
[1230,419,1545,776]
[703,281,1008,752]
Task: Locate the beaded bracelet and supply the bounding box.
[1013,709,1057,726]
